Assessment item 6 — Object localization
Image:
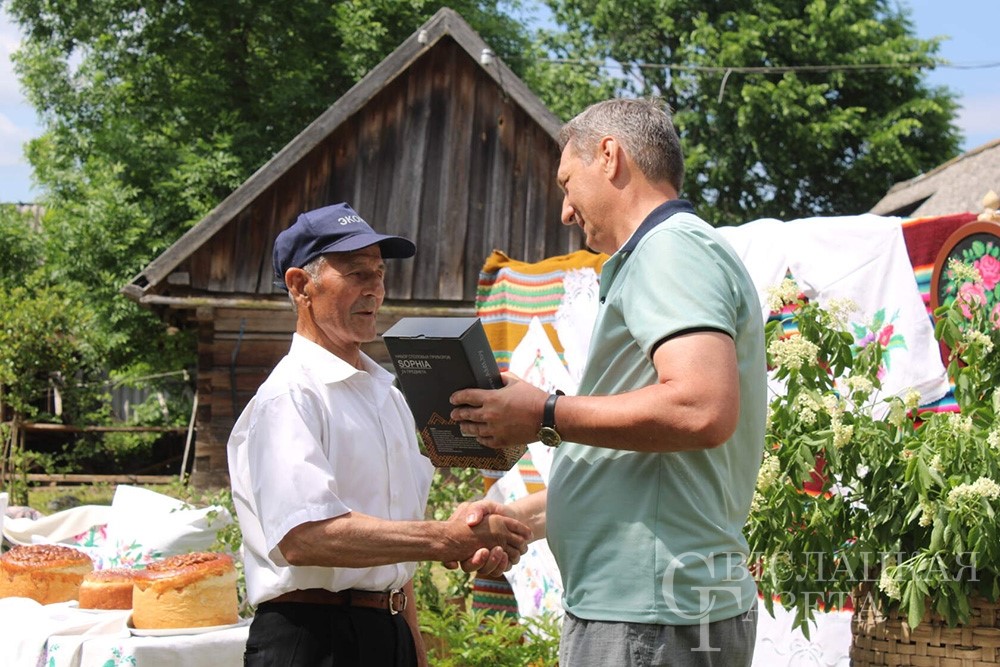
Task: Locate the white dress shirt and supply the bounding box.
[228,334,434,606]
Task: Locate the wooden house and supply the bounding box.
[122,8,583,487]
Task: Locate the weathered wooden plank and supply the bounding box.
[440,43,475,300]
[304,141,330,212]
[354,98,386,217]
[214,308,296,334]
[489,95,515,259]
[382,68,428,299]
[240,191,278,294]
[207,221,238,293]
[201,393,257,421]
[192,423,232,474]
[204,368,272,393]
[226,208,256,293]
[210,337,291,368]
[464,75,498,300]
[413,44,451,300]
[266,165,310,293]
[510,109,532,262]
[371,81,413,299]
[256,189,281,293]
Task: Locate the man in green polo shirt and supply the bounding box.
[450,97,765,666]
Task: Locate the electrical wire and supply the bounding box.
[535,57,1000,74]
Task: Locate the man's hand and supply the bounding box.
[450,374,549,449]
[442,500,527,577]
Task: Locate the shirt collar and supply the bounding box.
[288,333,394,386]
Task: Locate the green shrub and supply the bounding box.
[421,604,560,667]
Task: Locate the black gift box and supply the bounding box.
[382,317,525,470]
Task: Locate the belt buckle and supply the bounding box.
[388,588,407,615]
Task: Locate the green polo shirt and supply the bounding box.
[546,200,766,625]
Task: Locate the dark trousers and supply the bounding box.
[244,601,417,667]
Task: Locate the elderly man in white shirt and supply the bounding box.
[228,202,531,667]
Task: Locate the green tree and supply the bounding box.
[0,206,106,502]
[0,205,41,278]
[526,0,962,224]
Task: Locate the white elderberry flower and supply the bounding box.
[948,477,1000,504]
[887,400,907,429]
[766,279,801,312]
[878,569,901,600]
[832,422,854,449]
[947,258,983,285]
[823,298,859,330]
[795,393,822,426]
[963,329,995,356]
[821,394,842,415]
[768,336,820,371]
[988,429,1000,451]
[918,499,936,527]
[845,375,874,395]
[946,413,974,436]
[757,452,782,490]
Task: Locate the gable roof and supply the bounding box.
[870,138,1000,218]
[122,7,562,305]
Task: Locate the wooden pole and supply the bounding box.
[180,391,199,482]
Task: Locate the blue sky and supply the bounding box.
[2,1,997,203]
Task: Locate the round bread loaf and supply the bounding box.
[79,567,137,610]
[0,544,94,604]
[131,552,239,629]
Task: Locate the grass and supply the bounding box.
[24,481,213,514]
[27,484,118,511]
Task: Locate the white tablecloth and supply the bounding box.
[0,596,851,666]
[753,600,852,667]
[0,598,249,667]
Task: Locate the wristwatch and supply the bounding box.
[537,391,564,447]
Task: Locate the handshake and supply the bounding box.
[439,500,532,577]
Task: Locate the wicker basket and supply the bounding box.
[851,590,1000,666]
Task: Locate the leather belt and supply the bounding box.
[268,588,408,615]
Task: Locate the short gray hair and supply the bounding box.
[288,255,327,312]
[559,97,685,193]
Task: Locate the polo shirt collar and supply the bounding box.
[617,199,696,257]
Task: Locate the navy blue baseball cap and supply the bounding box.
[272,203,416,290]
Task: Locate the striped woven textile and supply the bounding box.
[470,575,520,618]
[476,249,606,371]
[471,248,605,619]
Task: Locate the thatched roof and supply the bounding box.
[870,138,1000,217]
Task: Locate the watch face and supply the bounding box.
[537,426,561,447]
